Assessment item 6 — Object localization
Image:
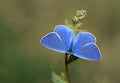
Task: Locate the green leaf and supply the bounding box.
[50,67,67,83]
[60,72,65,80]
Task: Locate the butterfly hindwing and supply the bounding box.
[73,43,101,60]
[41,32,66,53]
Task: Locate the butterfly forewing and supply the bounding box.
[55,25,75,48]
[73,32,96,50]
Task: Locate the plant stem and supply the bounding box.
[65,53,70,83]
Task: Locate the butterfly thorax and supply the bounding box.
[66,40,74,55]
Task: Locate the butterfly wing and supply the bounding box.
[73,32,96,50]
[73,43,101,60]
[55,25,75,48]
[73,32,101,60]
[40,32,66,53]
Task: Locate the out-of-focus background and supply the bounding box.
[0,0,120,83]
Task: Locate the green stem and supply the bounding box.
[65,53,70,83]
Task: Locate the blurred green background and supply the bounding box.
[0,0,120,83]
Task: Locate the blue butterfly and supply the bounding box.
[40,25,101,60]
